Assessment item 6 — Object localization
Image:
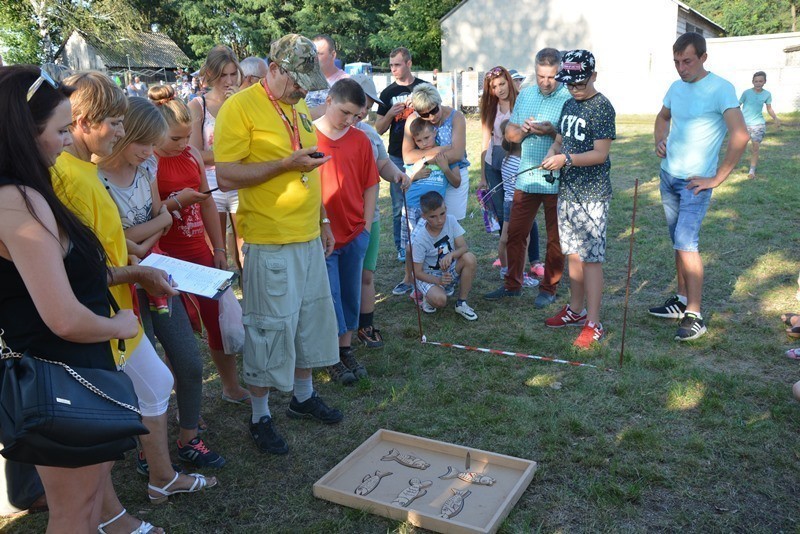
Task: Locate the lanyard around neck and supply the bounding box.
[262,78,302,151]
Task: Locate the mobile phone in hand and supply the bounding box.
[201,187,219,194]
[310,152,325,159]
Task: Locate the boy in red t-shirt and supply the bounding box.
[315,79,380,385]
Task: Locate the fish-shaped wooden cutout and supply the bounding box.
[381,448,430,470]
[440,488,471,519]
[391,477,432,507]
[439,465,496,486]
[354,470,392,496]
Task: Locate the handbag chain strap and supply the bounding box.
[0,330,142,415]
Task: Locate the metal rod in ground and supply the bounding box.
[423,340,616,372]
[619,178,639,368]
[401,189,425,342]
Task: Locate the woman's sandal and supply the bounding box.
[786,348,800,360]
[148,471,217,505]
[781,313,800,326]
[98,508,162,533]
[786,325,800,339]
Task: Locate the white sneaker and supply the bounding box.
[523,274,540,288]
[454,301,478,321]
[421,298,437,314]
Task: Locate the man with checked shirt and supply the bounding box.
[484,48,571,309]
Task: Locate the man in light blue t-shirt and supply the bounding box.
[650,32,748,342]
[739,71,781,179]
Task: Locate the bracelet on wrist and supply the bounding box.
[213,247,226,254]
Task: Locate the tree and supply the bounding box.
[683,0,797,36]
[291,0,390,64]
[369,0,459,70]
[0,0,144,64]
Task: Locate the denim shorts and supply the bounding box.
[659,168,712,252]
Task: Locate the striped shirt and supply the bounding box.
[510,84,571,194]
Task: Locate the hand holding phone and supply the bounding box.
[309,152,325,159]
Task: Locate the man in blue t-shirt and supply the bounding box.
[739,71,781,179]
[649,32,749,342]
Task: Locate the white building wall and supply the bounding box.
[705,33,800,112]
[441,0,682,114]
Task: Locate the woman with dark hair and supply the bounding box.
[0,65,140,532]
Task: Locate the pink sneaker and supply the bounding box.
[492,258,502,268]
[530,263,545,278]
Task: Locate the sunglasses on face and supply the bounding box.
[27,67,59,102]
[417,104,439,119]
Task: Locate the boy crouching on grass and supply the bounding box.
[410,191,478,320]
[316,79,380,385]
[540,50,616,349]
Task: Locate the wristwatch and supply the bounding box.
[563,153,573,171]
[320,217,331,225]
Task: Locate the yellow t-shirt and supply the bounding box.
[52,152,144,364]
[214,82,321,244]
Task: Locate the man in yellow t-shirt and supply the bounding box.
[216,34,343,455]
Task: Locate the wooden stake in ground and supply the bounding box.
[620,178,639,367]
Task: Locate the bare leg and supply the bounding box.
[402,245,412,284]
[36,461,111,534]
[583,262,604,324]
[498,223,509,268]
[568,254,585,312]
[456,252,477,300]
[425,286,447,308]
[217,212,229,257]
[677,250,704,312]
[360,269,375,314]
[100,472,165,534]
[230,212,245,273]
[675,250,687,297]
[339,331,352,348]
[749,141,760,177]
[210,348,249,401]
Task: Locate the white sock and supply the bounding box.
[749,166,756,174]
[676,294,688,306]
[685,310,702,319]
[293,376,314,403]
[251,393,270,424]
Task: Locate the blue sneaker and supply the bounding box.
[392,281,414,295]
[397,248,406,262]
[177,437,226,468]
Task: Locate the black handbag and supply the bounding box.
[0,296,148,468]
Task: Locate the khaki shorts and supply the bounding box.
[241,239,339,391]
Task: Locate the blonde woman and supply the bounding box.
[188,45,245,273]
[402,83,470,221]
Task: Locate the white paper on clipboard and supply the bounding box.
[139,253,236,299]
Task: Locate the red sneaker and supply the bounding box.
[573,321,604,349]
[544,305,587,328]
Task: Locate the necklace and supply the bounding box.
[262,78,308,188]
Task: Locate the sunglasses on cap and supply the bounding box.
[417,104,439,119]
[27,67,59,102]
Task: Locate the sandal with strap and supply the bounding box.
[147,471,217,504]
[786,325,800,339]
[786,348,800,360]
[98,508,161,534]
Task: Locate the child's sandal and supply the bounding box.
[785,348,800,360]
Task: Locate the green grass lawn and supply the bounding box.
[4,115,799,533]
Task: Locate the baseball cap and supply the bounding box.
[554,50,595,83]
[350,73,385,107]
[269,34,329,91]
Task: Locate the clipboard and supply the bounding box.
[139,253,238,300]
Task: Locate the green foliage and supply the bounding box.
[0,2,40,64]
[684,0,798,35]
[369,0,460,70]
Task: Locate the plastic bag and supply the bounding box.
[476,189,500,233]
[218,288,244,354]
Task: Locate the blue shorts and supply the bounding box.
[325,229,371,336]
[659,168,712,252]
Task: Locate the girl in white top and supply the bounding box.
[188,45,244,271]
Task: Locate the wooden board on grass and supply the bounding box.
[313,429,537,534]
